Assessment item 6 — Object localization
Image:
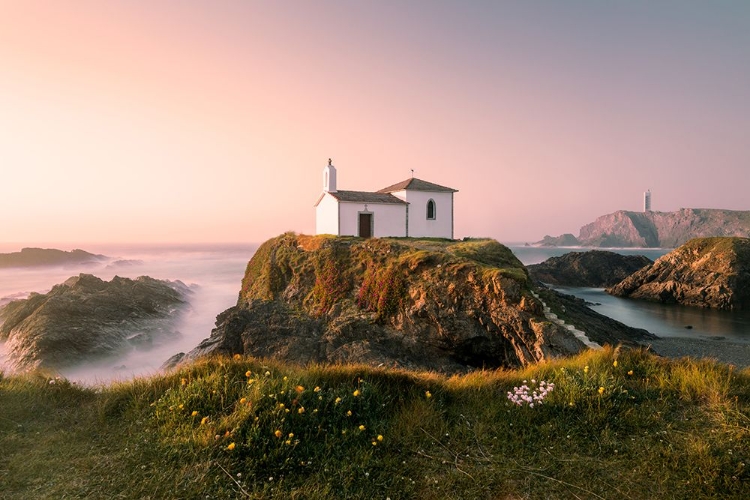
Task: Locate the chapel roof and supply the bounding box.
[377,177,458,194]
[315,190,408,206]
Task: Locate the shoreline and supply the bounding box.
[639,336,750,369]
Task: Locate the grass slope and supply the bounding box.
[1,348,749,499]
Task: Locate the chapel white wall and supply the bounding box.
[393,190,453,238]
[338,203,407,237]
[315,193,340,235]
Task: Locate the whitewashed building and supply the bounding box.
[314,159,457,239]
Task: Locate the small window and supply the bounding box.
[426,199,436,220]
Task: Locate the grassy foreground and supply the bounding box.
[1,348,749,499]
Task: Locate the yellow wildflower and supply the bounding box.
[314,386,321,392]
[296,385,305,393]
[274,430,283,438]
[283,376,288,381]
[245,370,252,377]
[359,424,366,431]
[227,442,236,450]
[598,387,605,395]
[265,371,271,376]
[285,440,292,445]
[233,354,241,360]
[178,404,184,410]
[240,397,247,404]
[288,433,294,438]
[613,360,618,367]
[425,391,432,399]
[353,389,361,397]
[377,435,384,441]
[335,397,342,404]
[628,370,634,376]
[201,417,209,425]
[191,410,198,417]
[298,407,305,414]
[372,441,377,446]
[346,410,352,417]
[584,365,589,374]
[278,403,285,410]
[180,378,187,386]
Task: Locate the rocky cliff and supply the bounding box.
[528,250,652,287]
[537,209,750,248]
[607,237,750,310]
[176,234,649,373]
[0,274,190,369]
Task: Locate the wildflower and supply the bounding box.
[285,440,292,445]
[233,354,241,360]
[314,386,321,392]
[283,376,288,381]
[240,397,247,404]
[353,389,361,397]
[278,403,285,410]
[247,379,255,384]
[627,370,634,376]
[377,435,384,442]
[178,404,184,410]
[180,378,187,386]
[227,442,236,450]
[359,424,366,431]
[298,407,305,414]
[296,385,305,393]
[288,433,294,438]
[335,397,342,404]
[265,370,271,376]
[346,410,352,417]
[584,365,589,374]
[613,360,618,367]
[425,391,432,399]
[245,370,252,377]
[598,387,605,395]
[191,410,198,417]
[201,417,209,425]
[274,430,283,438]
[372,441,378,446]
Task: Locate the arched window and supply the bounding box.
[426,199,436,220]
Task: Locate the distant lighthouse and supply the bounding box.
[644,189,652,212]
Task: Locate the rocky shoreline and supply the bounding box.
[641,336,750,369]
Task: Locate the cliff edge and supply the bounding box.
[607,237,750,310]
[178,234,648,373]
[537,208,750,248]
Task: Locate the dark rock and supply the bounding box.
[0,274,191,369]
[536,233,580,247]
[527,250,652,287]
[607,237,750,310]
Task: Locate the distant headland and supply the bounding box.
[0,248,106,268]
[536,208,750,248]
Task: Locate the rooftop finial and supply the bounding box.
[328,158,332,166]
[411,168,414,178]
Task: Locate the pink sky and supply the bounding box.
[1,1,748,245]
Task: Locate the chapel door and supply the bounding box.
[358,213,373,238]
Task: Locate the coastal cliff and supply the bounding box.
[537,208,750,248]
[607,237,750,310]
[528,250,652,287]
[180,234,591,372]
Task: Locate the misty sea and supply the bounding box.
[1,242,749,384]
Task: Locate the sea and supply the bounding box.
[0,242,748,384]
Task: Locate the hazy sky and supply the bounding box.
[1,1,748,245]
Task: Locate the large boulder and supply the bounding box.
[607,237,750,310]
[178,234,648,373]
[0,274,190,369]
[528,250,652,287]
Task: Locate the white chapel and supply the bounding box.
[314,159,458,239]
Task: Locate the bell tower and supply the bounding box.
[323,158,337,193]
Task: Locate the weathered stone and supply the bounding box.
[607,237,750,310]
[528,250,652,287]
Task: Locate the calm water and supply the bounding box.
[508,245,750,343]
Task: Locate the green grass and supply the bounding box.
[2,348,748,499]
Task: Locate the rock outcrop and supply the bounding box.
[536,209,750,248]
[177,234,649,374]
[528,251,652,287]
[0,274,190,369]
[607,237,750,310]
[0,248,105,268]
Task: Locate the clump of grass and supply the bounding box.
[4,348,748,498]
